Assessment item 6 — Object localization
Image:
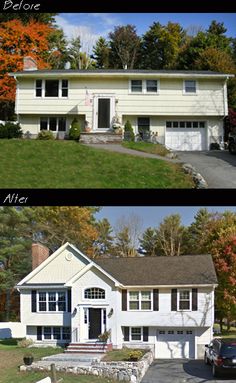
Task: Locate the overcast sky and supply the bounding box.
[55,13,236,51]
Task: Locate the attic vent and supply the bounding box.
[23,56,37,71]
[65,252,73,261]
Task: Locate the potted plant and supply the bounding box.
[84,120,91,133]
[23,352,34,365]
[98,330,111,343]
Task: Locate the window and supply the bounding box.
[42,327,71,341]
[36,79,68,98]
[129,291,152,311]
[166,121,172,128]
[84,308,88,324]
[177,330,183,334]
[36,80,42,97]
[186,330,193,335]
[146,80,158,92]
[45,80,59,97]
[179,290,190,310]
[131,327,142,341]
[159,330,165,334]
[184,80,196,93]
[40,117,66,132]
[138,117,150,135]
[38,291,66,312]
[84,288,105,299]
[131,80,142,92]
[168,330,174,334]
[166,121,205,129]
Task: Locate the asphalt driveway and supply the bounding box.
[176,151,236,188]
[141,359,236,383]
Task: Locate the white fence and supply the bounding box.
[0,322,26,338]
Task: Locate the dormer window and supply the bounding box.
[84,288,105,299]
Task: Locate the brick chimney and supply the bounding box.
[23,56,37,71]
[32,243,49,270]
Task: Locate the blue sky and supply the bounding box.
[55,13,236,51]
[96,206,236,233]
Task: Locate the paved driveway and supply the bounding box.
[141,360,236,383]
[176,151,236,188]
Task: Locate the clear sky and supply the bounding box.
[55,13,236,51]
[95,206,236,233]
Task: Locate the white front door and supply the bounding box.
[155,329,195,359]
[93,95,115,131]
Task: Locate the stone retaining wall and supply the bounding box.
[20,351,154,383]
[80,132,122,144]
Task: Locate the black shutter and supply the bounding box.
[122,290,127,311]
[143,327,149,342]
[153,289,159,311]
[124,327,129,341]
[37,326,42,340]
[31,290,37,312]
[171,289,177,311]
[67,289,71,312]
[192,288,198,311]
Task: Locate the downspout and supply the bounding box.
[14,75,19,122]
[222,77,229,146]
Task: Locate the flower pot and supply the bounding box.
[85,127,91,133]
[23,356,34,365]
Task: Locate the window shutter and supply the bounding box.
[143,327,149,342]
[67,289,71,313]
[31,290,37,312]
[171,289,177,311]
[153,289,159,311]
[122,290,127,311]
[37,326,42,340]
[124,327,129,341]
[192,288,198,311]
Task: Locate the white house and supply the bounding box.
[10,58,233,150]
[16,242,218,359]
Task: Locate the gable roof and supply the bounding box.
[9,69,234,79]
[95,254,217,286]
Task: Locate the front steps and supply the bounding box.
[65,342,113,354]
[80,132,122,144]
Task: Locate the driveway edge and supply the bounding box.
[182,163,208,189]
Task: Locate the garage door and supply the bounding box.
[165,120,207,151]
[155,329,195,359]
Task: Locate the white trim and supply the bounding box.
[223,80,228,116]
[177,289,192,311]
[129,79,160,95]
[93,94,115,131]
[82,286,106,301]
[128,290,153,311]
[183,79,198,95]
[34,79,69,99]
[37,290,67,313]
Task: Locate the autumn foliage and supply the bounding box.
[0,19,53,102]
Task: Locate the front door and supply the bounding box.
[89,308,101,339]
[98,98,110,129]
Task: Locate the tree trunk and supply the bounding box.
[220,318,223,333]
[5,289,11,321]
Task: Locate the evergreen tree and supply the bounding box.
[92,37,111,69]
[94,218,114,257]
[139,227,159,256]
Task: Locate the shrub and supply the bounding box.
[17,338,33,348]
[69,118,81,141]
[0,122,23,139]
[128,350,143,361]
[37,130,55,140]
[124,120,135,141]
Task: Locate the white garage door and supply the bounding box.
[155,329,195,359]
[165,127,206,151]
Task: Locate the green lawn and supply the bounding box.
[102,348,146,361]
[122,141,171,157]
[213,324,236,338]
[0,339,114,383]
[0,140,193,188]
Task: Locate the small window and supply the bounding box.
[53,327,61,340]
[131,80,142,92]
[131,327,141,341]
[159,330,165,334]
[166,121,172,128]
[84,288,105,299]
[179,121,185,128]
[168,330,174,334]
[179,290,190,310]
[58,117,66,132]
[129,291,139,310]
[36,80,42,97]
[84,309,88,324]
[39,292,46,311]
[193,121,198,128]
[58,292,66,311]
[199,122,205,128]
[186,330,193,335]
[173,121,179,128]
[186,121,192,128]
[48,292,56,311]
[141,291,151,310]
[62,80,68,97]
[185,80,196,93]
[177,330,183,334]
[45,80,59,97]
[146,80,157,92]
[49,117,57,131]
[44,327,51,339]
[40,118,48,131]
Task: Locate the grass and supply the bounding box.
[0,339,114,383]
[122,141,171,157]
[102,348,146,362]
[0,140,193,188]
[213,324,236,339]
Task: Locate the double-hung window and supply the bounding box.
[129,291,152,310]
[146,80,158,93]
[131,80,142,92]
[38,291,66,312]
[178,290,190,310]
[184,80,196,93]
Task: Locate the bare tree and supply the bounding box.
[156,214,185,256]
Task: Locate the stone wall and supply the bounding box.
[20,351,154,383]
[80,132,122,144]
